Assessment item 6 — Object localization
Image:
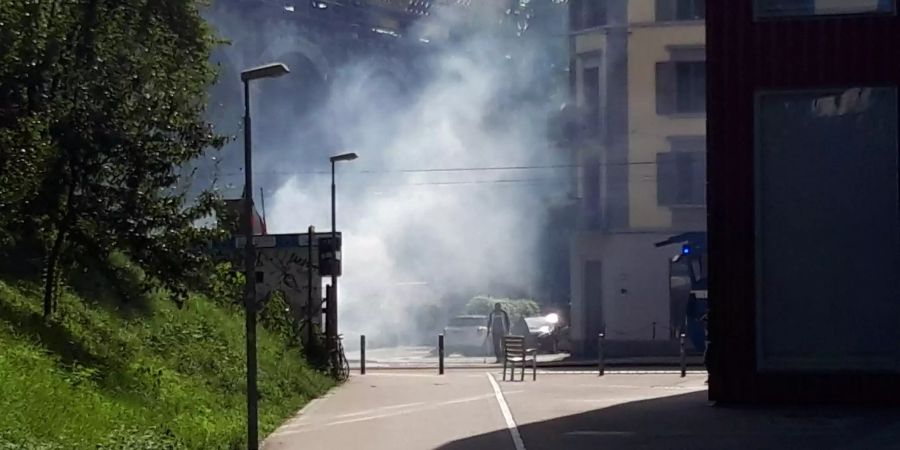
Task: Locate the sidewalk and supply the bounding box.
[263,369,900,450]
[345,345,705,370]
[261,370,511,450]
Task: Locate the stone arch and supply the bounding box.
[340,55,415,106]
[259,32,332,83]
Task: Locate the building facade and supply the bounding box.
[563,0,706,353]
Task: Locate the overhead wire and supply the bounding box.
[215,158,669,178]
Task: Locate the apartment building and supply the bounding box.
[563,0,706,353]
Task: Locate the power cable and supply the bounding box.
[215,159,673,178]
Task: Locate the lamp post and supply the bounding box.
[328,152,358,366]
[240,62,289,450]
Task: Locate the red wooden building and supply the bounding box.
[707,0,900,403]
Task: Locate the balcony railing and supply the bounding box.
[547,104,603,146]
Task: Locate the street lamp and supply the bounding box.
[240,62,289,450]
[327,152,357,367]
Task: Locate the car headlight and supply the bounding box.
[545,313,559,325]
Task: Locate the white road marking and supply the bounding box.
[272,390,523,437]
[487,373,526,450]
[332,401,427,419]
[361,372,484,378]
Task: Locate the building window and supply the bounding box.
[656,61,706,115]
[570,0,607,30]
[583,158,602,228]
[755,87,899,371]
[582,66,601,135]
[756,0,893,17]
[656,0,706,21]
[657,139,706,207]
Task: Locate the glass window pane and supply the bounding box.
[757,0,894,17]
[755,87,900,372]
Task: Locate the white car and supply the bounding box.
[524,313,561,353]
[443,315,489,356]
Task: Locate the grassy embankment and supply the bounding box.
[0,280,333,449]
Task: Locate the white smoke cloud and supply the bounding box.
[209,5,569,348]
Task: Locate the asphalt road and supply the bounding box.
[262,369,900,450]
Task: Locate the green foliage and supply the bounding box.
[0,280,334,449]
[0,0,228,313]
[0,5,331,448]
[464,295,541,321]
[204,262,329,368]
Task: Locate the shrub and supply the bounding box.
[464,295,541,321]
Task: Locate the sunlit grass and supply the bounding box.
[0,280,333,449]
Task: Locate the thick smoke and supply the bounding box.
[207,5,569,348]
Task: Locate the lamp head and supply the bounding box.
[241,63,290,82]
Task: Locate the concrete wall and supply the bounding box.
[574,31,607,55]
[628,0,656,23]
[570,231,676,351]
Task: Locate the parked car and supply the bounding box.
[524,313,561,353]
[443,315,489,356]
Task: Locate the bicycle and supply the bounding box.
[331,334,351,381]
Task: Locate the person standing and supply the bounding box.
[701,311,709,383]
[486,303,510,363]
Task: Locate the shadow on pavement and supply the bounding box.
[436,390,900,450]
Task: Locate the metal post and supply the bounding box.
[242,80,259,450]
[438,334,445,375]
[307,226,315,349]
[360,335,366,375]
[598,332,605,376]
[326,284,336,372]
[330,161,338,354]
[259,187,267,226]
[652,321,657,340]
[680,332,687,378]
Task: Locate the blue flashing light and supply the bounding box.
[682,245,692,255]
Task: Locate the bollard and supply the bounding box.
[360,335,366,375]
[680,332,687,378]
[598,332,605,377]
[438,334,445,375]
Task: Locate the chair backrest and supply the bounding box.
[503,335,526,357]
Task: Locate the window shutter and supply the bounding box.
[585,0,607,27]
[583,67,601,135]
[568,58,577,99]
[656,62,676,115]
[570,0,583,30]
[585,158,601,214]
[656,0,676,21]
[657,152,677,206]
[691,151,707,206]
[694,0,706,20]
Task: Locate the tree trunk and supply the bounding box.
[43,173,76,320]
[42,226,67,319]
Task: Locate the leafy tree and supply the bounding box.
[0,0,227,317]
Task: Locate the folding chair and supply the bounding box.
[502,335,537,381]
